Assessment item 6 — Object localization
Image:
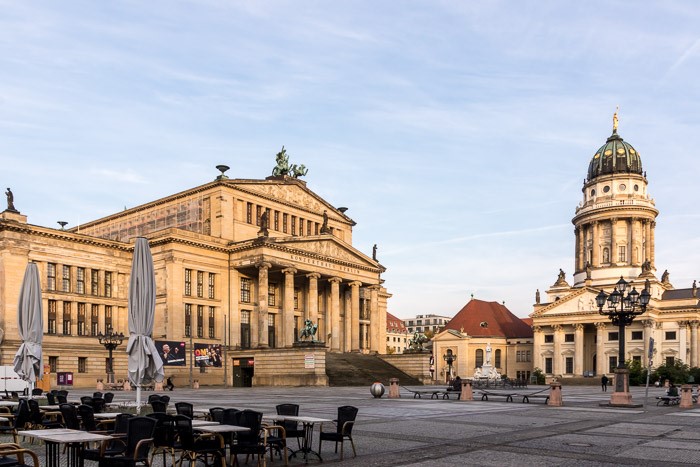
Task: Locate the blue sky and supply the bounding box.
[2,1,699,319]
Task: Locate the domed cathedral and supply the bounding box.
[531,113,700,381]
[0,155,389,388]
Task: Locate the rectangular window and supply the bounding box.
[274,211,279,231]
[294,287,300,310]
[49,356,58,373]
[47,263,56,291]
[104,272,112,298]
[185,269,192,296]
[565,357,574,374]
[526,350,531,362]
[78,357,87,373]
[631,331,643,340]
[240,310,251,349]
[291,216,296,235]
[294,316,300,343]
[544,334,554,343]
[315,223,319,235]
[184,304,192,337]
[77,303,86,336]
[268,313,276,348]
[516,351,522,362]
[618,245,626,263]
[62,302,71,335]
[255,205,262,226]
[282,213,288,233]
[196,271,204,298]
[545,357,553,374]
[564,333,574,342]
[240,278,251,303]
[208,273,215,299]
[76,267,85,294]
[632,355,642,364]
[246,202,253,224]
[609,356,618,372]
[105,305,112,330]
[298,218,304,236]
[666,356,675,366]
[307,220,312,236]
[48,300,57,334]
[208,307,215,338]
[62,265,71,292]
[91,270,99,296]
[91,305,99,336]
[665,331,677,340]
[197,305,204,338]
[608,332,619,341]
[268,283,277,307]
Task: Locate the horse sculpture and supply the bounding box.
[299,319,318,342]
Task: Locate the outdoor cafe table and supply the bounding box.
[0,401,18,407]
[265,415,333,463]
[18,428,113,467]
[191,418,220,427]
[94,412,120,419]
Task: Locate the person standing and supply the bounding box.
[601,374,609,392]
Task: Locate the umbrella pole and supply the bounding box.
[136,386,142,414]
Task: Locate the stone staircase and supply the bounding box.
[326,352,422,387]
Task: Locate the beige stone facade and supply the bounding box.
[0,172,388,388]
[531,123,700,379]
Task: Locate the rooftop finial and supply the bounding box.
[612,105,619,133]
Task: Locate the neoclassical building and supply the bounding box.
[531,117,699,379]
[0,162,389,387]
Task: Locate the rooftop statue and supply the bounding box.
[5,188,16,212]
[613,105,619,132]
[271,146,308,178]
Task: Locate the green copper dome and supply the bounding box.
[587,130,643,181]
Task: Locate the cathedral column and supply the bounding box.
[643,220,651,263]
[369,285,380,353]
[552,324,563,376]
[282,268,296,347]
[306,273,320,324]
[650,221,656,267]
[678,321,688,363]
[592,221,600,267]
[690,321,699,367]
[642,319,654,368]
[329,277,342,351]
[574,227,581,272]
[630,218,638,265]
[574,323,584,376]
[532,326,543,371]
[349,281,361,351]
[595,322,606,374]
[256,262,271,348]
[610,218,617,264]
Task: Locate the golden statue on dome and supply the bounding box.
[613,105,619,132]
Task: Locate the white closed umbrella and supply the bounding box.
[13,263,43,394]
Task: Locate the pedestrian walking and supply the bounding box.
[601,374,609,392]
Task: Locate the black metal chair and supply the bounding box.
[147,394,161,404]
[82,413,134,462]
[174,414,225,467]
[93,392,103,399]
[149,400,167,413]
[276,404,304,450]
[97,416,157,467]
[45,392,56,405]
[318,406,358,460]
[55,394,68,404]
[104,392,115,403]
[59,403,81,430]
[209,407,225,423]
[175,402,194,418]
[30,388,43,397]
[230,410,266,467]
[0,399,31,443]
[0,443,40,467]
[77,404,110,432]
[91,397,106,414]
[27,399,62,430]
[159,395,170,406]
[80,396,94,405]
[147,412,178,467]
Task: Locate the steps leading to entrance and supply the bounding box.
[326,352,422,387]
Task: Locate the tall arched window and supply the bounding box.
[475,349,484,368]
[495,349,502,368]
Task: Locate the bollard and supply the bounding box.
[96,379,104,391]
[680,384,693,408]
[460,379,473,401]
[123,380,131,391]
[388,378,400,398]
[155,381,164,391]
[548,381,563,406]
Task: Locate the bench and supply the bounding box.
[478,391,515,402]
[401,386,449,399]
[520,389,550,404]
[656,395,681,406]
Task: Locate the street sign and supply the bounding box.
[648,337,655,360]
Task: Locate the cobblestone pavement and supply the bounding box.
[6,384,700,466]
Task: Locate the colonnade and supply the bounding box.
[574,218,655,273]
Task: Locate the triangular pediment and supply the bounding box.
[272,236,378,269]
[531,287,603,318]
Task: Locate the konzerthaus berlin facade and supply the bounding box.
[531,118,699,379]
[0,164,389,387]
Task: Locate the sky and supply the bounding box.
[1,1,699,319]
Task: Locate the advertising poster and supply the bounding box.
[155,340,186,366]
[194,343,223,368]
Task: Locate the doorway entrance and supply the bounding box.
[232,358,254,387]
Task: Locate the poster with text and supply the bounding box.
[194,343,223,367]
[155,340,186,366]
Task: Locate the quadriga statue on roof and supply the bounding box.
[271,146,308,178]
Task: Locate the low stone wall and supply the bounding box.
[252,348,328,386]
[380,353,433,384]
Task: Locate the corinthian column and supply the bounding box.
[641,319,654,368]
[369,285,380,352]
[690,321,699,367]
[592,221,600,267]
[574,323,584,376]
[306,273,321,324]
[595,322,606,374]
[282,268,296,347]
[349,281,361,351]
[650,221,656,267]
[552,325,563,376]
[329,277,342,351]
[256,262,271,348]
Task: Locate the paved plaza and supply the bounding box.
[8,384,700,466]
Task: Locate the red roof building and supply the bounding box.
[386,311,409,353]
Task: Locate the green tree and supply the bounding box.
[626,359,647,386]
[532,367,546,384]
[652,359,690,385]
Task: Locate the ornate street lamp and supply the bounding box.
[97,325,125,384]
[596,276,651,405]
[443,349,456,383]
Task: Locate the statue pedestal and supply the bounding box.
[292,341,326,349]
[603,369,642,407]
[460,380,473,401]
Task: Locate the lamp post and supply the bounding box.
[596,276,651,405]
[97,325,125,384]
[443,350,456,383]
